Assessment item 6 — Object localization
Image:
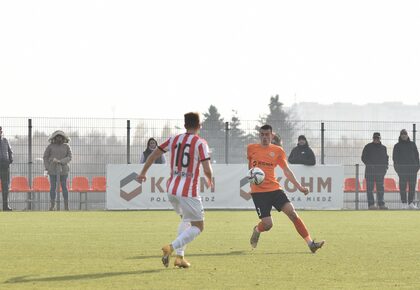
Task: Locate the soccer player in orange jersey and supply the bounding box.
[247,125,325,253]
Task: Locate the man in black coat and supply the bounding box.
[393,129,419,210]
[0,126,13,211]
[288,135,316,166]
[361,132,389,210]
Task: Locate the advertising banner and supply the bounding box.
[106,164,344,210]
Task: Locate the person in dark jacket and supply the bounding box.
[288,135,316,165]
[140,138,166,164]
[0,126,13,211]
[392,129,419,210]
[362,132,389,210]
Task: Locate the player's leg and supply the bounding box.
[176,220,191,253]
[161,194,183,267]
[163,197,204,268]
[281,202,325,253]
[168,194,191,257]
[250,192,273,248]
[171,198,203,249]
[273,190,314,246]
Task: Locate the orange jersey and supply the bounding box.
[247,143,288,193]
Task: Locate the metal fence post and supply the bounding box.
[225,122,229,164]
[127,120,131,164]
[321,122,325,165]
[27,119,33,210]
[355,163,360,210]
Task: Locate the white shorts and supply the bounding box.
[167,194,204,222]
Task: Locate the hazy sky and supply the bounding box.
[1,0,419,121]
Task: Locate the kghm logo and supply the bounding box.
[120,172,142,201]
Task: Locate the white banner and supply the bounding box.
[106,164,344,210]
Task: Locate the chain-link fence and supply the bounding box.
[1,117,419,210]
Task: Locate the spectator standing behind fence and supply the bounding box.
[362,132,389,210]
[0,126,13,211]
[43,130,72,211]
[288,135,316,165]
[392,129,419,210]
[140,138,166,164]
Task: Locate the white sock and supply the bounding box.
[171,226,201,251]
[176,221,191,256]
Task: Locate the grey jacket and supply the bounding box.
[43,143,72,175]
[0,137,13,166]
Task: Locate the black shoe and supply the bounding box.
[3,206,12,211]
[309,240,325,253]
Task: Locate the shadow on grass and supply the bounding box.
[4,269,164,284]
[130,250,309,260]
[130,250,246,260]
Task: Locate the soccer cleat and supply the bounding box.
[368,205,378,210]
[402,203,409,210]
[161,244,173,268]
[250,226,260,249]
[379,205,388,210]
[408,203,419,210]
[174,256,191,268]
[309,240,325,253]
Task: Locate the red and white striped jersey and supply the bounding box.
[158,133,210,198]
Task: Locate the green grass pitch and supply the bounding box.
[1,210,420,289]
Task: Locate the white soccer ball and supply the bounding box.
[247,167,265,185]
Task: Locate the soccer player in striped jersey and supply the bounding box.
[137,112,213,268]
[247,124,325,253]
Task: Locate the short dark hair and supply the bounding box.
[184,112,200,129]
[260,124,272,132]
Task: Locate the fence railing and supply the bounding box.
[1,117,419,210]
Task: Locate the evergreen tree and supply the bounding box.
[228,112,248,163]
[201,105,226,163]
[258,95,296,152]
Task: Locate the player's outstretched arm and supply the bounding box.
[137,148,165,183]
[282,165,309,195]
